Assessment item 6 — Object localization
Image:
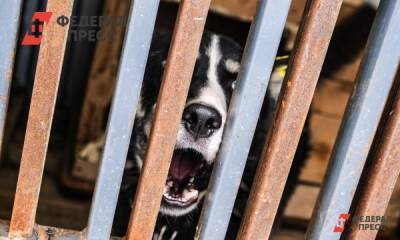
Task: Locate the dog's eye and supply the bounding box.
[231,80,237,90]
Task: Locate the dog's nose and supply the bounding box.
[182,104,222,139]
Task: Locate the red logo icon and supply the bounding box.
[333,213,351,233]
[22,12,52,46]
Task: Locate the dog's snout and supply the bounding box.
[183,104,222,139]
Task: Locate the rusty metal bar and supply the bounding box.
[85,1,160,239]
[237,0,343,239]
[195,0,292,239]
[306,0,400,239]
[126,1,211,239]
[0,0,23,158]
[346,82,400,239]
[8,1,74,238]
[1,220,84,240]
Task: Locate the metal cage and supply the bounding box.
[1,0,399,239]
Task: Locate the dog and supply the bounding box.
[111,30,294,239]
[111,3,377,237]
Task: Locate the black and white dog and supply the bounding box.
[112,31,291,239]
[111,3,377,237]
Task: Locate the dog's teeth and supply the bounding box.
[183,188,199,201]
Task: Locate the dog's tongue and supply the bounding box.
[169,151,201,181]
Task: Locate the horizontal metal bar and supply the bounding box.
[126,1,211,239]
[236,0,343,239]
[0,220,123,240]
[0,0,23,157]
[85,1,160,239]
[1,220,84,240]
[195,0,292,239]
[346,82,400,239]
[306,0,400,239]
[8,1,75,238]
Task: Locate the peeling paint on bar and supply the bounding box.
[236,0,343,239]
[195,0,292,239]
[0,0,23,160]
[8,0,75,238]
[306,0,400,239]
[346,78,400,240]
[126,0,211,239]
[86,1,160,239]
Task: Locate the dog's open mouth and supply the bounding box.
[163,149,207,208]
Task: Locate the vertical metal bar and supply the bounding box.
[345,82,400,240]
[126,1,211,239]
[0,0,23,157]
[306,1,400,239]
[236,0,343,239]
[85,1,160,239]
[195,0,291,239]
[8,0,75,238]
